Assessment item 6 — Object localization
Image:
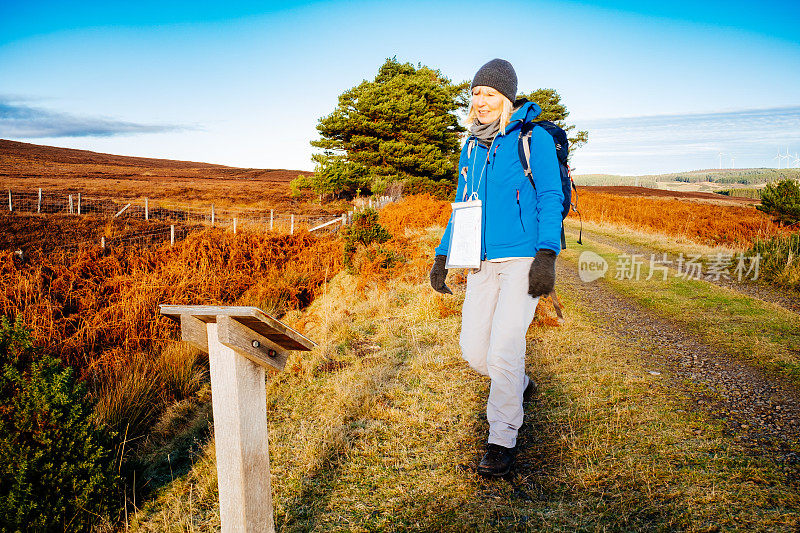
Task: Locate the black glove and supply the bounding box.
[528,249,557,297]
[429,254,452,294]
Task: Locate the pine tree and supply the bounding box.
[518,88,588,153]
[757,178,800,226]
[298,57,469,199]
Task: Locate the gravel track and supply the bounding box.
[555,256,800,470]
[564,226,800,314]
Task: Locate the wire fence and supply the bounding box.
[60,224,201,253]
[4,188,399,253]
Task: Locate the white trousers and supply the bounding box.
[460,258,540,448]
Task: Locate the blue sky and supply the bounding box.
[1,0,799,175]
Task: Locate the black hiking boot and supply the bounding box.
[523,375,538,403]
[477,443,516,477]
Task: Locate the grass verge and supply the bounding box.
[558,230,800,384]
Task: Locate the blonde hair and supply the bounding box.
[464,93,514,135]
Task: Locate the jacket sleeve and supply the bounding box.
[530,126,564,254]
[433,170,466,257]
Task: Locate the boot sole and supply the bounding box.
[476,464,513,477]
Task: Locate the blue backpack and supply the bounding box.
[517,120,582,249]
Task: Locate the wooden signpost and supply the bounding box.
[160,305,315,533]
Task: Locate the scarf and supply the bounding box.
[470,117,499,148]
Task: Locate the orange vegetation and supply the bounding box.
[0,227,343,380]
[573,188,785,246]
[350,194,450,288]
[378,193,452,233]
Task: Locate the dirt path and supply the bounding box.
[564,226,800,314]
[555,254,800,471]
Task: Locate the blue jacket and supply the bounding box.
[435,100,564,259]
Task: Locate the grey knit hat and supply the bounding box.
[470,59,517,103]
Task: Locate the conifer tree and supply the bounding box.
[518,88,588,154]
[757,178,800,226]
[299,58,469,199]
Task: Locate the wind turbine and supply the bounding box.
[730,155,735,169]
[718,152,727,169]
[774,150,784,169]
[783,148,791,167]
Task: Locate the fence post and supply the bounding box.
[171,225,175,246]
[38,188,42,213]
[341,213,346,227]
[290,214,294,235]
[369,197,372,209]
[270,209,274,231]
[233,218,237,234]
[211,204,215,226]
[77,193,81,215]
[145,198,149,221]
[7,190,11,212]
[69,194,73,214]
[101,236,105,249]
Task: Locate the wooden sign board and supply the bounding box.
[159,305,315,533]
[160,305,315,372]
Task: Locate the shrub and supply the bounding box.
[290,173,314,198]
[747,233,800,292]
[757,178,800,226]
[341,208,391,272]
[0,316,118,531]
[378,194,451,235]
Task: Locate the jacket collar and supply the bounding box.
[507,98,542,131]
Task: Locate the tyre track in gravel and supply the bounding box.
[554,256,800,472]
[564,226,800,314]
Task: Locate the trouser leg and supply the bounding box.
[485,258,539,448]
[459,262,499,376]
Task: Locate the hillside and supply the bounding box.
[0,139,342,213]
[583,185,759,206]
[575,167,800,190]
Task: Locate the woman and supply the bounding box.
[429,58,563,477]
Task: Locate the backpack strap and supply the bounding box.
[467,138,475,159]
[517,122,536,188]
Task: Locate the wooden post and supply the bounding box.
[290,214,294,235]
[37,188,41,213]
[114,203,132,218]
[77,193,81,215]
[341,213,346,227]
[145,198,149,221]
[159,306,315,533]
[270,209,274,231]
[369,197,373,209]
[101,236,105,249]
[207,321,271,532]
[233,218,237,234]
[7,190,11,212]
[69,194,73,214]
[211,204,215,226]
[170,225,175,246]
